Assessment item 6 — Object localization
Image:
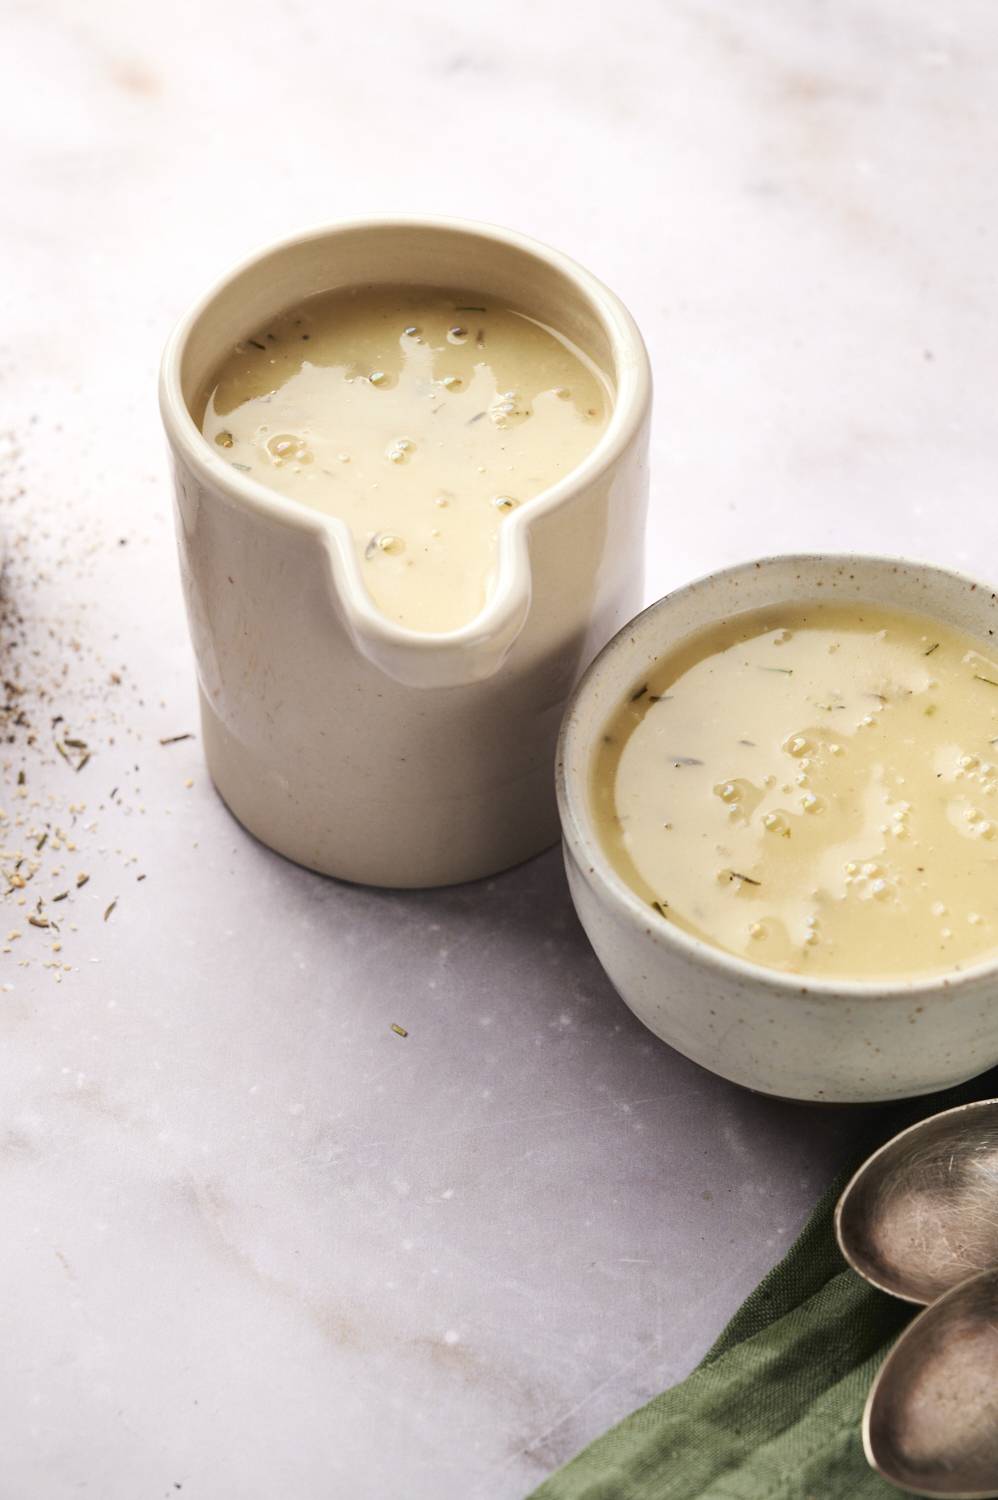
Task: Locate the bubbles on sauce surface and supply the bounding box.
[385,438,415,464]
[267,434,313,465]
[592,605,998,981]
[489,391,531,428]
[199,286,609,633]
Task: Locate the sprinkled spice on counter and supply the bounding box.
[0,427,205,980]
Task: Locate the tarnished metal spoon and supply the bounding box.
[835,1099,998,1306]
[864,1265,998,1498]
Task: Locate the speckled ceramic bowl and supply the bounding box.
[556,554,998,1103]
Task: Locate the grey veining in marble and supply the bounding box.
[2,0,997,1495]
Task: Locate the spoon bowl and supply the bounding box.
[836,1099,998,1305]
[864,1265,998,1498]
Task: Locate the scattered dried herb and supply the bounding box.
[651,899,668,916]
[55,736,90,772]
[467,412,487,424]
[730,871,761,886]
[924,642,940,656]
[975,675,998,688]
[103,899,117,923]
[390,1023,408,1037]
[630,684,648,702]
[159,733,194,746]
[247,338,266,351]
[76,873,89,889]
[759,667,794,675]
[0,431,163,981]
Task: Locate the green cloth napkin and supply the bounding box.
[527,1173,910,1499]
[528,1078,997,1500]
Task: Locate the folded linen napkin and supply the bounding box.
[528,1078,995,1500]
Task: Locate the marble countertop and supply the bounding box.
[3,1,997,1494]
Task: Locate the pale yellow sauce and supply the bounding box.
[593,603,998,980]
[200,286,609,633]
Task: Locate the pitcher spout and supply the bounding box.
[320,518,533,690]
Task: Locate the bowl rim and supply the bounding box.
[158,214,651,664]
[556,550,998,1002]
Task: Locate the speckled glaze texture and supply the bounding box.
[558,555,998,1103]
[160,218,651,887]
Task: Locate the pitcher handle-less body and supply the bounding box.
[159,217,651,888]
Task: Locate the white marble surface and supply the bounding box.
[2,1,998,1495]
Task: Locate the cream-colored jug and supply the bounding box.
[159,218,651,887]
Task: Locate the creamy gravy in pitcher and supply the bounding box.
[200,286,609,633]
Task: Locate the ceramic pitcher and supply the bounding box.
[159,217,651,887]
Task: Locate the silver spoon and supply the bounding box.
[863,1265,998,1499]
[835,1100,998,1496]
[835,1098,998,1305]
